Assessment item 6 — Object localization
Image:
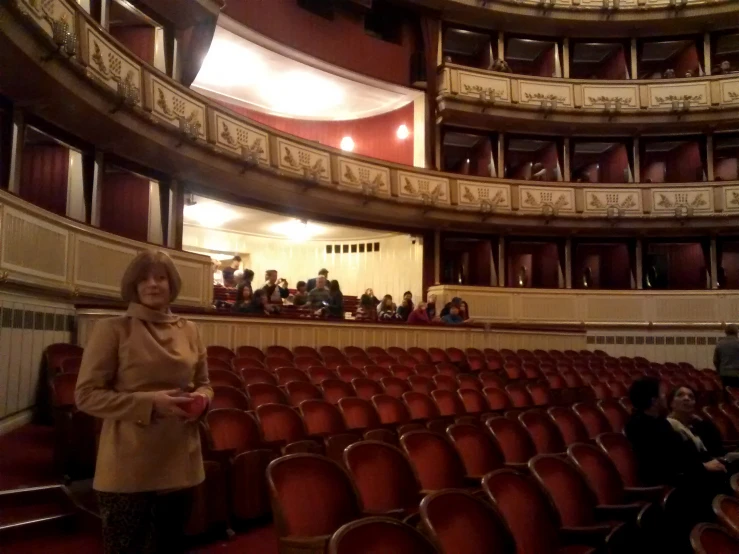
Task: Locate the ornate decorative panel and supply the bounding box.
[72,236,137,293]
[723,186,739,213]
[518,186,576,214]
[81,24,142,105]
[337,158,391,196]
[0,206,69,282]
[397,171,451,205]
[650,188,714,215]
[276,138,331,183]
[580,85,639,110]
[148,76,206,138]
[456,181,512,212]
[14,0,76,41]
[211,110,269,164]
[582,189,642,215]
[454,69,511,103]
[518,80,574,107]
[719,78,739,106]
[647,82,710,109]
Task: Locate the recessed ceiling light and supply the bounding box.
[183,202,239,228]
[397,124,410,140]
[340,136,355,152]
[270,219,325,242]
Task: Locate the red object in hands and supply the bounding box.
[182,394,208,418]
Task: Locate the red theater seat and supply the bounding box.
[308,366,339,385]
[236,346,265,361]
[433,374,459,391]
[690,523,739,554]
[597,399,630,433]
[339,397,382,431]
[409,375,436,395]
[408,347,432,364]
[573,402,613,439]
[207,357,232,372]
[256,403,320,454]
[403,391,441,422]
[209,368,245,390]
[548,407,591,446]
[321,379,357,405]
[519,410,567,455]
[211,385,250,410]
[486,417,537,470]
[286,381,323,406]
[328,517,437,554]
[241,368,278,386]
[505,383,534,408]
[484,387,513,411]
[294,346,321,358]
[381,376,412,398]
[431,389,466,417]
[446,423,505,479]
[353,378,384,401]
[337,366,365,383]
[266,356,296,372]
[458,389,490,415]
[428,348,451,363]
[389,364,416,379]
[206,345,235,363]
[400,430,470,491]
[266,345,293,360]
[712,495,739,538]
[373,394,412,426]
[276,367,311,386]
[233,357,266,372]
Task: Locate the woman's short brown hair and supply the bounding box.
[121,250,182,304]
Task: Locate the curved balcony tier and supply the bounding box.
[4,0,739,234]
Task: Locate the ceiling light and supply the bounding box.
[183,202,239,228]
[270,219,325,242]
[196,35,267,88]
[397,124,410,140]
[340,136,355,152]
[262,70,345,116]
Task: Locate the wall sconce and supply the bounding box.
[683,99,691,111]
[240,144,260,172]
[361,180,380,204]
[671,100,680,111]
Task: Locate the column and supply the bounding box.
[710,238,718,289]
[563,138,571,182]
[633,138,640,183]
[562,38,570,79]
[100,0,110,30]
[89,150,104,227]
[498,237,506,287]
[66,150,86,222]
[706,134,714,181]
[704,33,712,76]
[147,181,164,245]
[167,180,185,250]
[497,32,505,61]
[7,110,25,195]
[635,239,643,290]
[564,239,572,289]
[630,39,638,79]
[433,229,441,285]
[498,133,505,179]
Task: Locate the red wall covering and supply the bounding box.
[228,102,415,166]
[110,26,156,66]
[223,0,418,86]
[100,172,150,243]
[20,144,69,217]
[507,243,560,288]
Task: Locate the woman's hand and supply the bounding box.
[704,459,727,473]
[152,390,192,418]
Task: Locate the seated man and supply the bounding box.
[262,270,289,304]
[440,297,470,321]
[307,275,331,310]
[307,268,328,292]
[290,281,309,307]
[441,306,465,325]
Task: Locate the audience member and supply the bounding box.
[233,281,252,311]
[326,280,344,318]
[234,289,269,315]
[307,275,331,309]
[262,270,289,303]
[720,60,733,75]
[663,68,676,79]
[355,294,378,321]
[212,259,223,286]
[407,302,430,325]
[440,297,469,320]
[378,295,399,321]
[396,291,414,321]
[221,256,241,287]
[291,281,309,306]
[714,324,739,389]
[363,288,380,307]
[426,294,438,321]
[441,306,465,325]
[307,268,329,292]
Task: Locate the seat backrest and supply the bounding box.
[431,389,466,417]
[713,495,739,538]
[396,355,419,368]
[308,367,338,385]
[597,399,630,433]
[337,366,365,383]
[353,378,385,401]
[275,367,310,386]
[420,490,515,554]
[458,374,483,391]
[46,343,84,371]
[209,368,245,390]
[526,383,550,406]
[268,454,361,538]
[235,346,265,361]
[547,406,590,446]
[344,441,421,514]
[295,356,324,370]
[328,517,438,554]
[206,409,263,453]
[233,356,266,372]
[428,348,450,363]
[339,397,381,430]
[529,454,597,527]
[366,366,393,381]
[265,356,296,371]
[52,372,78,407]
[703,406,739,441]
[400,430,467,490]
[321,379,356,405]
[690,523,739,554]
[207,357,232,372]
[458,389,490,414]
[212,385,251,411]
[519,410,566,454]
[293,346,320,358]
[59,356,82,374]
[433,374,459,391]
[447,423,505,477]
[596,432,640,487]
[206,345,235,362]
[435,363,460,377]
[504,384,533,408]
[241,368,277,386]
[482,469,562,554]
[403,391,441,421]
[300,399,347,435]
[408,347,432,364]
[285,381,322,406]
[720,403,739,431]
[372,394,411,425]
[381,377,412,399]
[485,417,536,464]
[446,348,465,362]
[483,387,512,411]
[590,381,612,400]
[408,375,436,395]
[246,383,288,410]
[389,365,416,380]
[343,346,367,358]
[567,443,625,505]
[573,402,613,439]
[266,345,293,360]
[257,403,307,445]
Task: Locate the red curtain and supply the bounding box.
[100,171,149,242]
[110,26,156,65]
[575,244,632,289]
[20,144,69,216]
[667,142,703,182]
[231,102,415,166]
[600,145,630,183]
[508,243,560,288]
[673,44,701,77]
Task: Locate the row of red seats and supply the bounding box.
[690,496,739,552]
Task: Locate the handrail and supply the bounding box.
[6,0,739,226]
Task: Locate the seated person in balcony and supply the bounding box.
[356,294,378,321]
[625,378,728,493]
[326,280,344,318]
[234,289,270,315]
[363,288,380,308]
[426,293,439,321]
[440,297,470,321]
[668,386,739,470]
[378,295,399,320]
[441,306,466,325]
[396,291,414,321]
[308,275,331,309]
[714,324,739,389]
[222,255,241,287]
[662,68,676,79]
[291,281,309,306]
[307,268,329,292]
[232,280,252,311]
[263,270,289,304]
[407,302,430,325]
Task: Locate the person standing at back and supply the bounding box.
[221,256,241,287]
[306,268,329,292]
[714,324,739,389]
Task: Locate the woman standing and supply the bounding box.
[75,250,213,554]
[327,279,345,318]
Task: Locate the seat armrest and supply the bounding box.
[624,486,668,503]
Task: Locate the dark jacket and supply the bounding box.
[327,291,344,318]
[262,283,289,302]
[714,336,739,378]
[397,300,414,321]
[624,412,705,485]
[307,277,325,292]
[686,417,726,460]
[440,301,469,320]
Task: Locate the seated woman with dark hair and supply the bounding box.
[377,295,399,321]
[355,294,378,321]
[232,280,252,311]
[233,289,269,315]
[326,280,344,318]
[396,291,414,321]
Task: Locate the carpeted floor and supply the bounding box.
[0,424,279,554]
